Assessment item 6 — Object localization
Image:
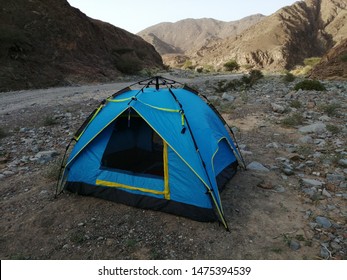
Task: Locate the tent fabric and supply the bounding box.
[61,77,244,230]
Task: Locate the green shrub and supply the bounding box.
[223,60,240,72]
[320,103,340,117]
[290,100,302,109]
[281,113,304,127]
[43,116,58,126]
[294,80,326,91]
[283,72,296,82]
[242,69,264,87]
[326,124,340,134]
[214,79,242,93]
[0,127,7,139]
[304,57,321,67]
[183,60,194,70]
[249,69,264,80]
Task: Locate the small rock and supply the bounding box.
[247,161,270,172]
[322,188,332,198]
[289,240,301,251]
[271,103,285,113]
[299,122,327,134]
[316,216,332,229]
[266,142,280,149]
[305,160,315,167]
[274,185,285,193]
[77,223,84,227]
[320,246,330,259]
[288,153,301,161]
[106,238,115,246]
[257,181,273,189]
[330,242,342,251]
[298,135,313,144]
[338,159,347,168]
[302,187,318,197]
[326,173,345,183]
[34,150,58,164]
[319,115,331,122]
[283,168,295,176]
[208,96,220,101]
[301,178,324,187]
[222,92,235,102]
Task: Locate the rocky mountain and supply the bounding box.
[138,15,265,55]
[0,0,163,91]
[310,38,347,80]
[139,33,183,54]
[191,0,347,71]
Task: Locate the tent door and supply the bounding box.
[98,113,170,199]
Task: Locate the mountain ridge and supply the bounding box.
[0,0,163,91]
[138,0,346,73]
[138,14,265,55]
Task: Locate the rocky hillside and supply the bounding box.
[138,15,265,55]
[0,0,163,92]
[192,0,347,71]
[310,38,347,80]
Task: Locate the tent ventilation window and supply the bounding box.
[101,113,164,177]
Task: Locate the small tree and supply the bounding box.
[223,60,240,72]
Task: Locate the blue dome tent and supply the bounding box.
[57,76,245,230]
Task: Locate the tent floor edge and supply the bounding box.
[65,182,218,223]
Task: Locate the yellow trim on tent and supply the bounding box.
[74,104,104,142]
[163,141,170,200]
[137,100,180,113]
[96,179,165,196]
[107,97,133,103]
[66,108,128,167]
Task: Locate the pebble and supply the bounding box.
[271,103,285,113]
[320,246,330,259]
[301,178,324,187]
[222,93,235,102]
[289,240,301,251]
[339,159,347,168]
[247,161,270,172]
[316,216,332,228]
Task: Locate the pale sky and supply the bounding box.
[67,0,300,34]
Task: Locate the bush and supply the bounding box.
[43,116,58,126]
[183,60,194,70]
[304,57,321,67]
[281,113,304,127]
[223,60,240,72]
[283,72,296,82]
[319,103,340,117]
[290,100,302,109]
[340,53,347,62]
[249,69,263,81]
[0,127,7,139]
[326,124,340,135]
[294,80,326,91]
[242,69,264,87]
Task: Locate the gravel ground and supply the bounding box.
[0,72,346,260]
